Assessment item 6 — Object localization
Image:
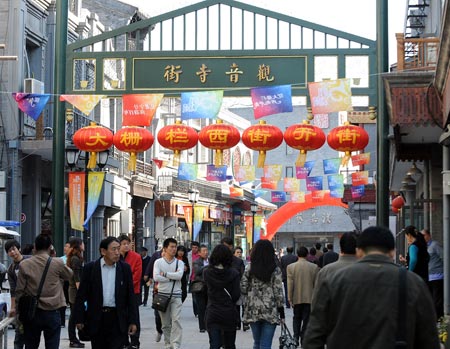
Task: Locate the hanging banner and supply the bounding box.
[284,178,300,192]
[295,161,315,179]
[291,191,306,203]
[330,188,345,198]
[352,171,369,186]
[122,94,163,126]
[323,158,342,175]
[351,185,365,199]
[206,165,227,182]
[312,190,328,202]
[313,113,329,128]
[308,78,353,115]
[60,94,105,115]
[253,215,262,244]
[68,172,85,231]
[261,177,278,190]
[229,187,244,198]
[152,158,169,169]
[252,189,267,198]
[352,152,371,166]
[83,172,105,229]
[245,216,253,245]
[178,163,198,180]
[271,191,286,203]
[234,165,256,182]
[193,206,205,241]
[263,165,283,181]
[181,90,223,120]
[12,93,51,121]
[250,84,293,119]
[327,174,344,190]
[183,206,193,236]
[306,176,323,191]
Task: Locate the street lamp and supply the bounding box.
[65,144,80,170]
[250,204,258,247]
[188,188,199,242]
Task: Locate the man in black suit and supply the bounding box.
[74,236,137,349]
[280,246,298,308]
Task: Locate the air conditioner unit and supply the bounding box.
[24,78,44,94]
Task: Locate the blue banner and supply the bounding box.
[271,191,287,202]
[327,174,344,190]
[178,163,198,180]
[83,172,105,230]
[251,85,293,119]
[181,91,223,120]
[306,176,323,191]
[206,165,227,182]
[323,158,342,175]
[13,93,51,121]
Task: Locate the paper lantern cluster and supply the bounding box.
[72,118,369,171]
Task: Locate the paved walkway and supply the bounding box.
[7,295,294,348]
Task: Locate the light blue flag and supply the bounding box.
[181,90,223,120]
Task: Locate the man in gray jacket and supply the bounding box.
[303,226,439,349]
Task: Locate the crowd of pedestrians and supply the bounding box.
[1,224,444,349]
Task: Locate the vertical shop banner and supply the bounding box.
[122,94,163,126]
[308,78,353,115]
[323,158,342,175]
[60,94,105,115]
[68,172,85,231]
[253,215,262,244]
[245,216,253,245]
[12,93,51,121]
[83,172,105,229]
[181,90,223,120]
[183,206,193,236]
[193,206,205,241]
[250,85,293,119]
[206,165,227,182]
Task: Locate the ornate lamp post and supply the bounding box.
[188,189,199,242]
[250,204,258,247]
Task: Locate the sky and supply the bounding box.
[120,0,406,65]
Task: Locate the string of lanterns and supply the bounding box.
[72,119,369,172]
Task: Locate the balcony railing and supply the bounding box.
[396,33,439,71]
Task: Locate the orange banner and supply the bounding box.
[68,172,85,231]
[245,216,253,245]
[60,95,105,115]
[183,206,193,236]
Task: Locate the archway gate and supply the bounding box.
[64,0,378,239]
[66,0,377,100]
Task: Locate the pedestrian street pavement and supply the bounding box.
[7,294,295,348]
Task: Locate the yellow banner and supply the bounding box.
[68,172,85,231]
[308,78,353,115]
[60,94,105,115]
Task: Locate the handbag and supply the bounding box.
[279,322,297,349]
[18,257,52,324]
[190,280,206,294]
[152,260,178,312]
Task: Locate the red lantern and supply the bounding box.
[242,120,283,168]
[113,127,154,171]
[198,120,240,166]
[327,122,369,165]
[392,206,399,214]
[157,120,198,166]
[284,120,326,166]
[73,122,114,169]
[392,196,405,209]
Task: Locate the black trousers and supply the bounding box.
[91,309,127,349]
[293,303,311,345]
[429,279,444,319]
[195,292,207,331]
[141,279,149,305]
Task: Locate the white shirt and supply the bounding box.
[101,258,116,307]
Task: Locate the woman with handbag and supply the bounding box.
[203,244,240,349]
[241,240,285,349]
[67,238,85,348]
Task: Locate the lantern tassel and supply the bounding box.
[87,152,97,169]
[342,151,351,166]
[172,150,181,168]
[128,152,137,172]
[214,149,223,167]
[295,150,307,167]
[257,150,266,168]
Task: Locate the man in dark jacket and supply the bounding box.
[280,246,298,308]
[303,226,440,349]
[221,237,244,277]
[321,243,339,267]
[74,237,137,349]
[140,247,151,306]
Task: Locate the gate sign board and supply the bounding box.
[133,55,307,92]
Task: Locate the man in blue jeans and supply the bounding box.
[16,234,73,349]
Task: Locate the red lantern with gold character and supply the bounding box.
[327,122,369,165]
[157,120,198,166]
[113,127,154,171]
[242,120,283,168]
[284,120,326,167]
[392,196,405,210]
[198,120,240,166]
[73,122,114,169]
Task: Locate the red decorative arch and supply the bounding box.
[263,193,348,241]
